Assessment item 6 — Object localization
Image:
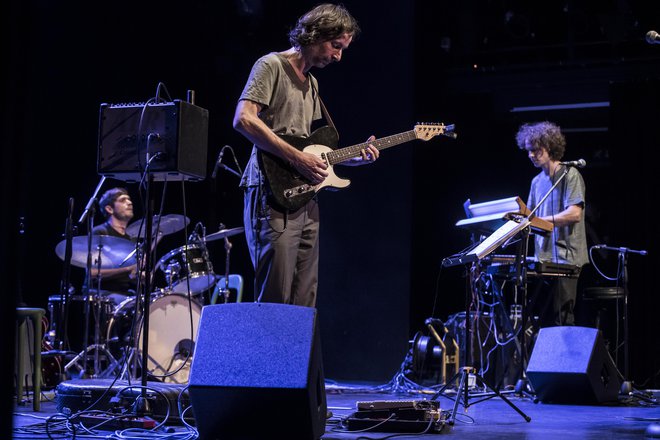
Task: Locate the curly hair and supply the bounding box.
[515,121,566,161]
[288,3,361,48]
[98,187,129,219]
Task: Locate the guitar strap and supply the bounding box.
[311,78,338,138]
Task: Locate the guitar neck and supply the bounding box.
[326,130,418,165]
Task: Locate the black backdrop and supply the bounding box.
[4,2,660,434]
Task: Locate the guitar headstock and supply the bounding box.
[414,122,457,141]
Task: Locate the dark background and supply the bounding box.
[4,1,660,432]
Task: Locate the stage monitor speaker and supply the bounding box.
[188,303,327,440]
[97,100,208,182]
[526,326,621,404]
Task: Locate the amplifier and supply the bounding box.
[97,100,209,182]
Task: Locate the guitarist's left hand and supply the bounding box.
[342,135,380,166]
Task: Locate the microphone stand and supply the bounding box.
[593,245,648,397]
[217,235,234,303]
[511,164,573,397]
[77,177,106,374]
[134,155,156,417]
[56,198,76,353]
[79,176,106,225]
[82,201,98,377]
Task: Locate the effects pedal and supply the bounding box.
[345,399,446,433]
[74,414,157,430]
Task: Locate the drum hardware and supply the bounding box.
[201,224,244,303]
[203,225,244,243]
[63,241,124,379]
[157,243,216,297]
[126,214,190,240]
[55,232,138,378]
[106,293,202,383]
[55,235,138,269]
[56,183,136,377]
[62,295,122,378]
[215,225,241,303]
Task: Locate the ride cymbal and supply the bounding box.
[126,214,191,239]
[55,235,136,269]
[204,227,245,242]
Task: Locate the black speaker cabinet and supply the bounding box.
[526,326,621,404]
[97,100,208,182]
[188,303,327,440]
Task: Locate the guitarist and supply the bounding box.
[233,3,379,307]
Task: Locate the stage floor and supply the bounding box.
[12,378,660,439]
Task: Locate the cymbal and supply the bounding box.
[126,214,190,239]
[204,226,245,242]
[55,235,137,269]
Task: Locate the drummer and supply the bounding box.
[83,187,140,306]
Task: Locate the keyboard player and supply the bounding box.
[515,121,588,328]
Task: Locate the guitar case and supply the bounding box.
[55,378,193,425]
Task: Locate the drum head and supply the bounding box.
[141,293,202,383]
[157,244,216,295]
[105,293,202,383]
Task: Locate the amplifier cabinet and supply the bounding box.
[97,100,208,182]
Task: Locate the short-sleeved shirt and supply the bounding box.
[527,165,589,267]
[83,221,137,293]
[238,52,323,188]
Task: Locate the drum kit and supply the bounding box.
[51,214,244,383]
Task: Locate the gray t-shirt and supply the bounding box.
[527,165,589,267]
[238,52,322,188]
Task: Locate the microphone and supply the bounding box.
[211,146,227,179]
[592,244,647,256]
[646,30,660,45]
[560,159,586,168]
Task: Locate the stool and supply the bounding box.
[583,286,625,301]
[581,287,624,349]
[15,307,45,411]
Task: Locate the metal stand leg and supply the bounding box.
[431,263,531,425]
[64,344,121,378]
[433,366,531,425]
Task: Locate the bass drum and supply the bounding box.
[106,293,202,383]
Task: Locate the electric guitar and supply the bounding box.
[259,122,455,211]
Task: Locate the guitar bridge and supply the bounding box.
[284,184,314,199]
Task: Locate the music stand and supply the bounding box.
[435,220,532,425]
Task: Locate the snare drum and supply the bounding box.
[47,294,114,352]
[157,244,216,295]
[106,293,202,383]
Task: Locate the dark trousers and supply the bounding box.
[244,186,320,307]
[528,276,579,328]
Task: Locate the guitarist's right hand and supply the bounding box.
[291,151,328,185]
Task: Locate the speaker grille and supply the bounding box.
[527,326,621,404]
[188,303,326,440]
[97,100,208,182]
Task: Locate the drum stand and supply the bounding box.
[64,245,120,378]
[215,232,234,303]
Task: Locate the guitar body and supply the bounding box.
[259,126,343,211]
[258,122,453,211]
